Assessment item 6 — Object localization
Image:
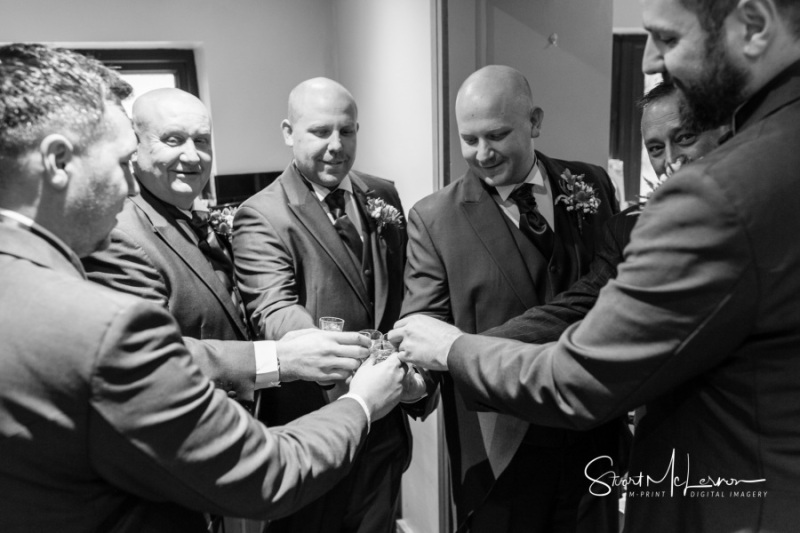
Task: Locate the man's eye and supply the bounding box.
[488,132,509,141]
[675,132,698,146]
[656,33,677,47]
[164,136,182,146]
[194,137,210,145]
[647,145,664,157]
[311,129,330,138]
[461,137,477,146]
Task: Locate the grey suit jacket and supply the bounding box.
[401,150,619,526]
[0,220,369,532]
[449,61,800,532]
[83,186,257,401]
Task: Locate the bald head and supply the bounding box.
[456,65,534,119]
[455,66,543,187]
[132,88,210,135]
[287,78,357,125]
[131,88,213,210]
[282,78,359,189]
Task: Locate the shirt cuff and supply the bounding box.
[254,340,280,389]
[338,393,371,434]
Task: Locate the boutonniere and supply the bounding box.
[208,206,238,239]
[555,169,600,231]
[366,197,404,231]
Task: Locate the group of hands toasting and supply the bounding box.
[276,315,434,422]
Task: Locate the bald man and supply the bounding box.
[401,65,619,532]
[233,78,421,533]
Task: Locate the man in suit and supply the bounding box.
[0,42,407,533]
[233,77,424,533]
[486,79,729,344]
[84,88,366,409]
[401,65,619,532]
[393,0,800,530]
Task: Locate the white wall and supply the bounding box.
[0,0,335,175]
[448,0,615,181]
[614,0,646,31]
[333,0,437,210]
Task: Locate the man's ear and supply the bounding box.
[281,119,294,146]
[530,107,544,139]
[736,0,777,59]
[39,134,74,191]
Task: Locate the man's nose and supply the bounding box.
[327,131,344,153]
[476,140,494,164]
[179,139,201,164]
[642,35,664,75]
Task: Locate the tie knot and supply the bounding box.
[190,210,211,238]
[509,183,537,213]
[324,188,347,217]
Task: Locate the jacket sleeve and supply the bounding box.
[83,227,257,401]
[481,211,634,343]
[400,206,452,322]
[449,169,755,429]
[233,203,316,341]
[89,298,367,519]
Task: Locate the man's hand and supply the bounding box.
[399,365,428,403]
[348,354,406,421]
[276,330,369,382]
[387,314,463,371]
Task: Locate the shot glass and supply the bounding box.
[358,329,384,346]
[319,317,345,331]
[370,339,397,363]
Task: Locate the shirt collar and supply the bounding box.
[295,165,354,202]
[0,207,87,278]
[494,157,543,202]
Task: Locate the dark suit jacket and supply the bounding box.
[0,220,370,532]
[233,164,411,532]
[449,62,800,532]
[402,150,618,526]
[83,186,257,402]
[484,205,640,343]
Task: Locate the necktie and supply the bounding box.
[324,188,364,262]
[509,183,554,259]
[188,209,239,304]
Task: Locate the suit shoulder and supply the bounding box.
[411,176,465,215]
[239,177,287,210]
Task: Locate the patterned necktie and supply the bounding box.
[324,188,364,262]
[509,183,554,259]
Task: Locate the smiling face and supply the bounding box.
[455,67,540,188]
[283,79,358,189]
[641,91,725,176]
[131,89,212,209]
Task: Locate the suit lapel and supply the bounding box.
[460,172,539,309]
[130,192,249,338]
[281,166,373,317]
[351,174,389,329]
[538,152,592,295]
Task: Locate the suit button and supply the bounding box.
[364,269,372,276]
[549,264,558,272]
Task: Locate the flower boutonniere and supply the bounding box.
[366,197,404,231]
[554,169,600,232]
[208,206,238,239]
